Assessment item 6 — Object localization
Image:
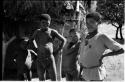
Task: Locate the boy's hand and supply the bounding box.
[53,50,59,55]
[99,48,124,65]
[53,49,63,56]
[99,55,105,66]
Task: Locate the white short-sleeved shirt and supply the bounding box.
[78,33,122,80]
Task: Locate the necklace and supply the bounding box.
[86,30,98,39]
[85,30,98,47]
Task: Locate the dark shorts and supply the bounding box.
[36,56,57,81]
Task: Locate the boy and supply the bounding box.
[14,38,32,81]
[28,14,66,81]
[78,12,124,81]
[62,29,80,81]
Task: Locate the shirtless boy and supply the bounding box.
[28,14,66,81]
[62,29,80,81]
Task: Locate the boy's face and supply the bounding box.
[40,20,50,29]
[69,32,79,43]
[86,18,98,32]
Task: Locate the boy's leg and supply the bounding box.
[17,67,25,80]
[36,60,46,81]
[62,70,66,78]
[72,69,79,81]
[79,65,85,80]
[16,60,25,80]
[24,65,32,81]
[26,70,32,81]
[54,52,62,81]
[45,70,50,80]
[66,72,73,81]
[66,69,79,81]
[47,55,57,81]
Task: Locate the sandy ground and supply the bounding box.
[31,23,125,81]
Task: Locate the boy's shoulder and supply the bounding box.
[97,33,109,40]
[96,33,113,44]
[49,28,58,32]
[95,33,107,39]
[49,28,59,36]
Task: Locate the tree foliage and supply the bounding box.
[3,0,48,21]
[3,0,66,38]
[3,0,75,21]
[97,0,124,27]
[3,0,86,36]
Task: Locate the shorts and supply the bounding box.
[82,65,106,81]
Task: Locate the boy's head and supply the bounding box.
[39,14,51,29]
[86,12,101,32]
[20,39,28,50]
[69,29,80,43]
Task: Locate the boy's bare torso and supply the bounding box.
[62,41,80,71]
[34,28,54,58]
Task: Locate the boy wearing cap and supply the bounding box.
[28,14,66,81]
[78,12,124,81]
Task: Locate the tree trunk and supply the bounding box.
[116,27,119,39]
[119,25,123,39]
[115,24,123,39]
[2,35,16,80]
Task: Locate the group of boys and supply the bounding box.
[15,12,124,81]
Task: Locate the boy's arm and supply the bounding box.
[99,34,124,63]
[102,48,124,58]
[52,29,66,53]
[28,49,37,56]
[27,29,38,49]
[99,48,124,64]
[29,30,38,42]
[66,42,80,55]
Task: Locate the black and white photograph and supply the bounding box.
[2,0,125,81]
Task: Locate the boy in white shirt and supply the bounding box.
[78,12,124,81]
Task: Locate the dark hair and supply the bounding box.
[86,12,101,22]
[39,14,51,21]
[69,28,76,33]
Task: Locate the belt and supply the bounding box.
[82,64,102,69]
